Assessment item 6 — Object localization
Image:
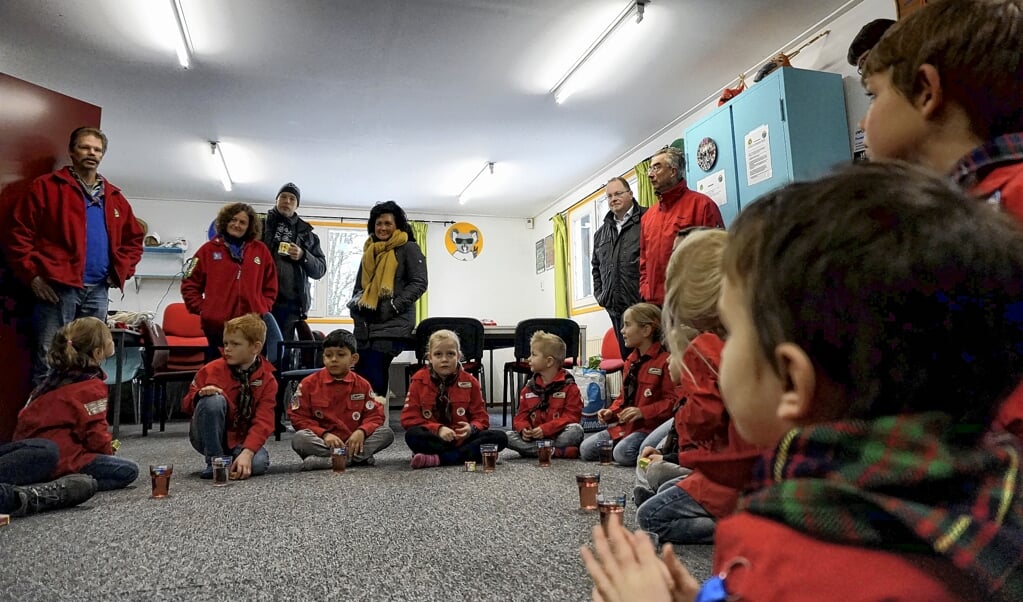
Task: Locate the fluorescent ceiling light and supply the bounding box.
[170,0,193,68]
[210,141,233,192]
[458,161,495,205]
[551,0,649,104]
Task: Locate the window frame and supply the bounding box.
[305,220,367,324]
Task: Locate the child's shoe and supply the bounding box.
[301,456,332,471]
[410,453,440,469]
[13,474,98,516]
[199,462,214,479]
[554,446,580,459]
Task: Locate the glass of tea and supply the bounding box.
[149,464,173,498]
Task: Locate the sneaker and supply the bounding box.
[13,474,98,516]
[634,486,655,506]
[199,463,214,479]
[410,453,440,469]
[554,446,580,459]
[301,456,332,471]
[350,456,376,467]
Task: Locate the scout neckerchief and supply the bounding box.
[429,368,458,424]
[526,370,575,425]
[358,230,408,310]
[222,233,246,262]
[740,412,1023,597]
[621,351,652,408]
[27,366,104,404]
[229,356,262,435]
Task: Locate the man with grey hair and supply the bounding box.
[640,146,723,306]
[591,177,645,357]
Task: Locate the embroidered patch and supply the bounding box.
[648,367,663,375]
[352,411,361,421]
[83,398,108,416]
[183,257,199,277]
[252,380,262,387]
[351,393,366,401]
[455,407,466,416]
[422,409,432,419]
[212,252,223,260]
[524,392,538,398]
[364,400,375,410]
[114,209,121,218]
[457,381,472,388]
[552,392,566,398]
[643,388,653,397]
[254,256,262,265]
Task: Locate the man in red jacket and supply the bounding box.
[8,127,144,384]
[639,146,723,306]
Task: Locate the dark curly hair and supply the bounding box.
[367,200,415,242]
[214,202,262,242]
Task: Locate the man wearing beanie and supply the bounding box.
[262,182,326,340]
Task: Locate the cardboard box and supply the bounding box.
[896,0,929,19]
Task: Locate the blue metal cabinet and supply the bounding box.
[685,105,742,226]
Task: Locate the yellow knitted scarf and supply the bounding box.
[358,230,408,310]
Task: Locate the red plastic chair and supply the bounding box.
[598,327,625,375]
[162,303,207,371]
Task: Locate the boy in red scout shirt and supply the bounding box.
[288,329,394,469]
[506,331,584,459]
[183,313,277,480]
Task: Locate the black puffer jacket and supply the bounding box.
[261,210,327,316]
[591,202,645,313]
[350,238,428,344]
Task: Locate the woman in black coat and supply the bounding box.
[349,201,428,397]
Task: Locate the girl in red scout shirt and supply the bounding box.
[636,230,759,546]
[288,329,394,469]
[580,303,677,466]
[183,313,277,480]
[584,164,1023,601]
[400,330,507,469]
[14,317,139,490]
[506,331,584,459]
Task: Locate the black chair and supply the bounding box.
[501,318,580,426]
[263,315,324,441]
[138,319,206,436]
[406,317,486,399]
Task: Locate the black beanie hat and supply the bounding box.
[847,19,896,66]
[277,182,301,206]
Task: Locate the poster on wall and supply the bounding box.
[444,221,483,261]
[535,239,545,274]
[744,124,773,186]
[696,170,728,207]
[544,234,554,271]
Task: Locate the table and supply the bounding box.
[109,328,143,439]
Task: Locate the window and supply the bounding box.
[306,222,366,321]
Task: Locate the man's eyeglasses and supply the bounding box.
[649,163,671,174]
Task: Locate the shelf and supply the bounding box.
[143,246,186,254]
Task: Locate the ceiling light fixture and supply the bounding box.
[551,0,649,104]
[210,141,233,192]
[458,161,495,205]
[170,0,193,69]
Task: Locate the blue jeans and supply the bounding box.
[80,455,139,491]
[188,394,270,475]
[32,282,110,384]
[634,418,675,490]
[580,430,648,466]
[636,482,716,545]
[0,439,61,513]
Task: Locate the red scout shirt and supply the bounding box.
[400,367,488,433]
[14,377,113,476]
[183,357,278,452]
[606,342,678,439]
[288,368,384,440]
[513,370,583,438]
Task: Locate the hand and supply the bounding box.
[229,449,254,480]
[30,276,59,304]
[618,407,643,423]
[345,429,366,456]
[525,427,544,440]
[520,429,533,442]
[648,453,663,465]
[597,409,615,424]
[438,426,456,442]
[199,385,225,397]
[323,433,344,449]
[287,244,303,261]
[453,421,472,439]
[661,544,701,602]
[640,446,660,459]
[581,522,677,602]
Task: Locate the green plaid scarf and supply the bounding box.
[741,412,1023,597]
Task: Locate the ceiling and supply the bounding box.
[0,0,855,218]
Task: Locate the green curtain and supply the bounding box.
[410,221,428,324]
[634,159,656,208]
[552,213,569,318]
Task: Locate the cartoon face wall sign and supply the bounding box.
[444,222,484,261]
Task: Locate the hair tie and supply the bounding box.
[66,339,74,347]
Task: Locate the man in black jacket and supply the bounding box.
[263,182,327,340]
[591,177,645,357]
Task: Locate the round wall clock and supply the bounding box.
[697,137,718,172]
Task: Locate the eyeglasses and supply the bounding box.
[649,163,672,174]
[606,191,631,199]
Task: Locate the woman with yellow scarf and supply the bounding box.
[349,201,428,399]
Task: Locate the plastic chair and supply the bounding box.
[138,319,206,435]
[598,327,625,400]
[406,317,486,399]
[161,302,207,371]
[501,318,580,426]
[101,343,144,424]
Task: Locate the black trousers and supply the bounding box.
[404,426,508,465]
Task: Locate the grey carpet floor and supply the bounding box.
[0,415,713,601]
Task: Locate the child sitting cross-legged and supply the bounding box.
[288,329,394,469]
[505,331,584,459]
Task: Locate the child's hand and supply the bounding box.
[438,426,456,442]
[453,421,472,439]
[597,409,615,423]
[618,407,643,423]
[230,449,255,480]
[525,427,544,440]
[323,433,344,449]
[346,430,365,456]
[581,522,677,602]
[660,544,701,602]
[640,446,659,459]
[520,429,533,442]
[199,385,224,397]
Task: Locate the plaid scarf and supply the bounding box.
[525,370,575,426]
[621,352,651,409]
[429,368,458,425]
[28,366,104,403]
[358,230,408,310]
[741,412,1023,597]
[229,357,261,435]
[950,132,1023,192]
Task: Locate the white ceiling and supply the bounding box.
[0,0,855,218]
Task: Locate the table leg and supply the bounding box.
[111,329,125,439]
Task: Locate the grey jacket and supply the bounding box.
[350,238,428,343]
[591,201,645,314]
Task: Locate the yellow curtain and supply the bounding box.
[552,213,569,318]
[634,159,656,208]
[410,221,428,324]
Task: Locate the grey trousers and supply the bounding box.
[505,423,584,457]
[291,426,395,463]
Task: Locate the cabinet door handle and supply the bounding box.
[779,98,786,122]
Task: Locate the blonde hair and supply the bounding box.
[428,329,462,356]
[662,229,728,382]
[224,313,266,345]
[624,303,663,344]
[530,330,566,364]
[47,317,110,371]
